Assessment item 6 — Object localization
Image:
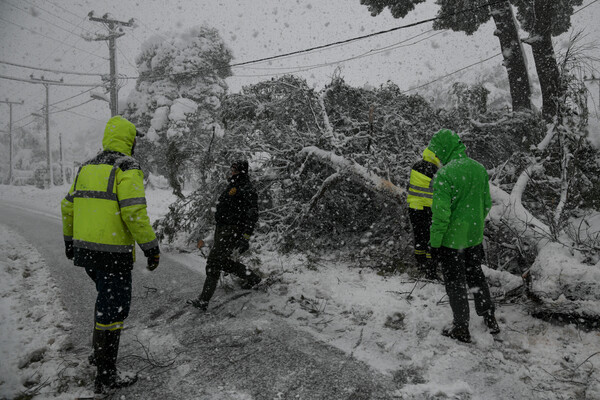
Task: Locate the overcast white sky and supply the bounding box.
[1,0,599,160]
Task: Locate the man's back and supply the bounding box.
[431,156,491,249]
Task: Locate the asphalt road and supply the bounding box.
[0,200,205,351]
[0,200,402,398]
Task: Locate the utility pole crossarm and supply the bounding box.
[88,12,134,117]
[89,16,134,27]
[87,32,125,41]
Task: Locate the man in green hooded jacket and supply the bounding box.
[61,116,160,393]
[428,129,500,343]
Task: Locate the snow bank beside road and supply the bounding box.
[0,224,91,399]
[0,184,177,225]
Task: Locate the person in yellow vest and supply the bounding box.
[61,116,160,395]
[406,147,441,280]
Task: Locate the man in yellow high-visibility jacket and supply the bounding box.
[61,115,160,395]
[406,147,441,280]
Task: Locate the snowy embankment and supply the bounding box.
[1,184,600,399]
[0,224,78,399]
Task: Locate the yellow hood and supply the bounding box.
[102,116,137,156]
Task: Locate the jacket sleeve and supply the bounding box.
[116,167,159,256]
[430,172,451,248]
[60,179,76,241]
[242,187,259,236]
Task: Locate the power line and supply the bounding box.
[19,0,95,35]
[403,53,502,93]
[58,107,106,122]
[50,86,100,107]
[236,29,439,72]
[14,119,37,131]
[120,0,507,81]
[44,0,88,22]
[0,16,107,61]
[3,0,90,40]
[232,30,444,78]
[87,12,135,117]
[5,87,99,129]
[133,16,169,42]
[574,0,599,14]
[0,59,103,76]
[0,73,101,87]
[49,98,95,114]
[116,43,137,70]
[37,14,99,68]
[229,0,507,68]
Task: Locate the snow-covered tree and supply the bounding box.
[156,75,451,266]
[512,0,584,121]
[123,25,233,198]
[360,0,533,112]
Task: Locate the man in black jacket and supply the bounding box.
[190,160,261,311]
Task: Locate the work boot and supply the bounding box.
[483,312,500,334]
[441,324,471,343]
[188,298,209,311]
[94,370,138,394]
[93,329,137,394]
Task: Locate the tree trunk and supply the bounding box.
[489,1,532,112]
[523,1,563,122]
[530,34,562,121]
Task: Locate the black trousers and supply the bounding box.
[408,207,435,273]
[85,267,132,328]
[438,245,494,328]
[199,225,260,303]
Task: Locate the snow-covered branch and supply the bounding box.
[307,172,342,212]
[489,183,552,248]
[300,146,405,204]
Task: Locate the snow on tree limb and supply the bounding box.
[300,146,406,203]
[536,122,557,151]
[487,122,561,247]
[307,172,342,212]
[489,183,551,246]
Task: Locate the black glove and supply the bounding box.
[147,254,160,271]
[65,240,74,260]
[236,233,251,254]
[144,246,160,271]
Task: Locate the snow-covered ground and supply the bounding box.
[1,184,599,399]
[0,222,78,399]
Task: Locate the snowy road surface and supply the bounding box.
[1,189,599,399]
[0,200,401,399]
[0,200,205,350]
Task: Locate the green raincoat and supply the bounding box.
[428,129,491,249]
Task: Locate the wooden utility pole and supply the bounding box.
[0,98,24,184]
[31,75,63,188]
[87,12,134,116]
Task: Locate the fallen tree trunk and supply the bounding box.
[301,146,600,329]
[300,146,406,204]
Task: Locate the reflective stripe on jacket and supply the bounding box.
[406,158,438,210]
[61,116,158,264]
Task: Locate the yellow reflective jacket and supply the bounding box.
[406,148,440,210]
[61,116,158,268]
